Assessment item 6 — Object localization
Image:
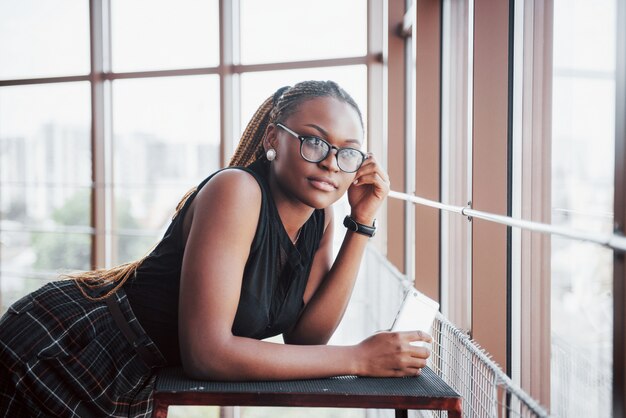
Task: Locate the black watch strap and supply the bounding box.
[343,215,376,237]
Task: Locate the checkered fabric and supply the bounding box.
[0,280,166,417]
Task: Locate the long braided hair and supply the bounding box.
[72,80,363,301]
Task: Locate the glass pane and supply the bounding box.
[240,0,367,64]
[113,234,161,265]
[552,1,615,73]
[0,231,91,274]
[0,0,90,80]
[0,274,58,314]
[111,0,219,72]
[239,66,367,156]
[552,76,615,234]
[1,186,92,228]
[550,0,615,416]
[551,238,613,417]
[112,75,220,187]
[113,186,195,232]
[0,82,92,184]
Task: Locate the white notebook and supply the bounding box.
[390,286,440,345]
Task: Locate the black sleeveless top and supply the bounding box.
[124,160,326,365]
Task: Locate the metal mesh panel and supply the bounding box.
[413,313,550,418]
[551,335,612,418]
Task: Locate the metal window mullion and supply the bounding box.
[510,0,525,391]
[440,0,452,319]
[220,0,240,167]
[89,0,109,269]
[465,0,474,337]
[404,15,416,283]
[218,2,239,417]
[367,0,386,257]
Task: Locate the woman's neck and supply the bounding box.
[267,168,315,240]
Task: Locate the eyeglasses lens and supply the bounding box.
[301,137,329,162]
[301,137,363,173]
[337,149,363,173]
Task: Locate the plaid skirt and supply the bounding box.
[0,279,166,417]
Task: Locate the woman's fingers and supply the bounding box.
[352,173,389,198]
[355,156,390,184]
[399,330,434,344]
[355,155,389,178]
[394,331,431,373]
[356,329,433,377]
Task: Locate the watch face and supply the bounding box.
[346,217,358,231]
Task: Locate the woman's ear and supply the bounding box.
[263,123,279,152]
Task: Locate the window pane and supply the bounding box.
[0,82,93,312]
[1,186,92,229]
[0,0,89,79]
[113,186,194,232]
[550,0,615,416]
[240,0,367,64]
[111,0,219,72]
[112,75,221,187]
[552,1,615,73]
[0,82,92,184]
[112,75,219,265]
[551,238,613,417]
[0,274,58,314]
[552,76,615,234]
[239,66,367,156]
[113,234,160,265]
[0,231,91,274]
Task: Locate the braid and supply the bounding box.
[229,96,274,167]
[68,80,362,301]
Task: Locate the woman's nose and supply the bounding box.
[318,147,340,172]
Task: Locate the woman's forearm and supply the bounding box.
[186,335,359,381]
[285,229,370,345]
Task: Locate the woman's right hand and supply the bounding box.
[353,331,433,377]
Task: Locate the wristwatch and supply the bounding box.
[343,215,377,237]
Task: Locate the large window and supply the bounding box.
[395,0,622,416]
[0,1,373,416]
[0,0,371,321]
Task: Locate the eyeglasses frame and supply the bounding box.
[275,123,368,173]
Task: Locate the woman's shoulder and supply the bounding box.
[195,164,263,192]
[180,168,264,249]
[195,167,263,209]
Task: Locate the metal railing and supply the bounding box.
[388,190,626,252]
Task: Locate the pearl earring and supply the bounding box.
[266,148,276,161]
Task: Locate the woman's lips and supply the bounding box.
[308,176,338,192]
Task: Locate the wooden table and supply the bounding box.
[152,366,462,418]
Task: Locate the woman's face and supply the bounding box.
[265,96,364,210]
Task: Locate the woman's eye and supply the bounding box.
[307,137,324,146]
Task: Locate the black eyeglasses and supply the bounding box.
[276,123,367,173]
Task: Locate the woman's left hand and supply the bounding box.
[347,154,390,224]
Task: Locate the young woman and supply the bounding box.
[0,80,432,417]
